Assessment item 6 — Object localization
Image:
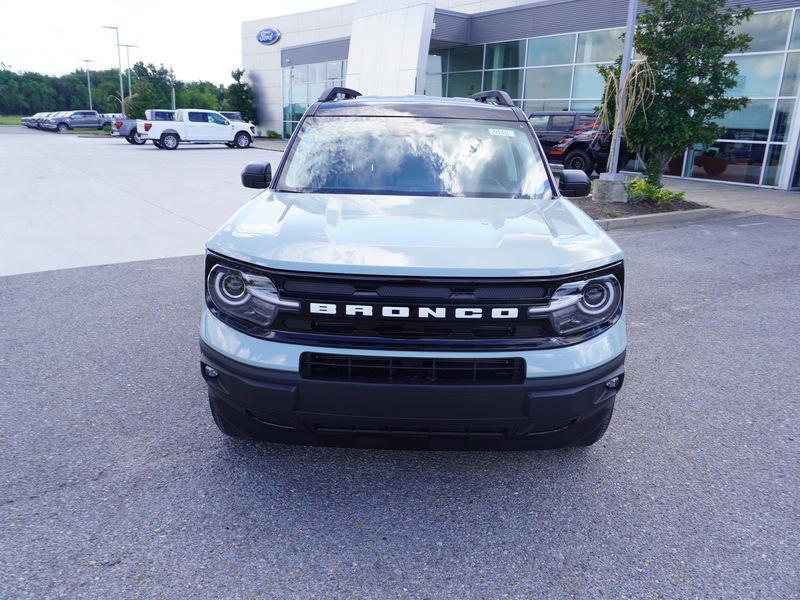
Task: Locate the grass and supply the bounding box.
[0,115,24,126]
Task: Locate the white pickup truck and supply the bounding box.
[137,109,256,150]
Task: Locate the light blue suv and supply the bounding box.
[200,88,626,450]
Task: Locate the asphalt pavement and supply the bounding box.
[2,213,798,598]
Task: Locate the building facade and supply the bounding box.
[242,0,800,189]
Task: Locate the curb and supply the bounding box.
[595,207,734,231]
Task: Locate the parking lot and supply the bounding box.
[1,128,799,598]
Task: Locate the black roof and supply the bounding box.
[309,95,526,122]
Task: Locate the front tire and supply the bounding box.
[234,132,251,149]
[564,148,595,175]
[56,123,69,133]
[128,130,147,145]
[160,132,179,150]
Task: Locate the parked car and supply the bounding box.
[34,112,55,129]
[529,111,610,175]
[112,109,176,145]
[137,109,255,149]
[44,110,106,133]
[199,88,626,450]
[21,114,38,127]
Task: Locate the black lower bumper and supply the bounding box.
[200,342,625,450]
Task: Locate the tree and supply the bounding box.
[223,69,258,123]
[600,0,753,186]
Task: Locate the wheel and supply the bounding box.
[564,149,595,175]
[128,130,147,145]
[209,391,251,439]
[575,401,614,446]
[56,123,69,133]
[160,132,179,150]
[152,140,163,149]
[125,136,135,144]
[233,132,251,149]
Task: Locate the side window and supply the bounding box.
[549,115,576,132]
[188,112,206,123]
[208,113,227,125]
[529,115,549,131]
[576,114,599,131]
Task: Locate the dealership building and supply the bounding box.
[242,0,800,189]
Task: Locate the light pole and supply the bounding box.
[119,43,139,99]
[600,0,638,181]
[80,59,94,110]
[102,25,125,115]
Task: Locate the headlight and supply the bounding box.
[529,274,621,335]
[207,263,299,328]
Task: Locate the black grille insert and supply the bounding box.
[301,353,526,385]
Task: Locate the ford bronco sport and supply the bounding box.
[200,88,626,450]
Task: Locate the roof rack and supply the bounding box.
[469,90,514,107]
[318,87,362,102]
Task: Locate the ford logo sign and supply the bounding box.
[256,28,281,45]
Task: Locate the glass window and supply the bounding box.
[772,99,794,142]
[780,52,800,97]
[529,115,549,130]
[188,111,206,123]
[447,71,482,97]
[716,99,774,141]
[523,99,570,113]
[524,66,571,98]
[688,141,765,184]
[736,11,792,53]
[762,144,786,186]
[278,117,552,199]
[576,29,623,64]
[484,69,523,98]
[572,65,607,98]
[485,41,525,70]
[731,54,783,97]
[208,112,227,125]
[308,63,326,82]
[549,115,576,131]
[326,60,343,80]
[570,99,601,110]
[290,64,308,84]
[527,33,575,67]
[425,73,446,96]
[449,45,484,71]
[427,49,449,73]
[791,12,800,50]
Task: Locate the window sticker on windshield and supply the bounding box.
[488,128,515,137]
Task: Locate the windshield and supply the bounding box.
[277,117,553,199]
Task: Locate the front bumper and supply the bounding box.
[200,340,624,450]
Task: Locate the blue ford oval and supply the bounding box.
[256,28,281,45]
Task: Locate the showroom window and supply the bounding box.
[282,59,347,137]
[424,8,800,188]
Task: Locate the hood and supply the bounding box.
[206,192,623,277]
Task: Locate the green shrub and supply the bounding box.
[624,177,685,205]
[265,129,280,139]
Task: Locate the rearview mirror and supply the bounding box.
[241,162,272,189]
[559,169,591,198]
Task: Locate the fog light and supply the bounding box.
[605,376,620,389]
[204,366,219,378]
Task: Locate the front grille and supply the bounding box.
[206,254,624,351]
[301,353,526,385]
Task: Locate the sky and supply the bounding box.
[0,0,348,84]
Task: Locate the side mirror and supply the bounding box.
[241,162,272,189]
[559,169,591,198]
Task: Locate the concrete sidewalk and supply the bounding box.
[664,177,800,219]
